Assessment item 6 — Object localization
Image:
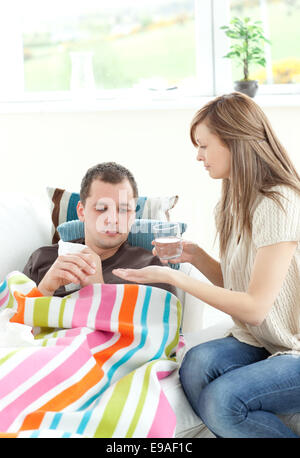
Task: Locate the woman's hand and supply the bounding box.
[112,265,172,284]
[152,239,200,265]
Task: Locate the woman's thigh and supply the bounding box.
[197,353,300,437]
[179,337,270,387]
[179,337,270,411]
[212,353,300,415]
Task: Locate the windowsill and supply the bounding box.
[0,90,299,113]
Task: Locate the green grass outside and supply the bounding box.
[24,21,196,91]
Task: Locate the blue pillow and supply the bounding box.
[58,219,85,242]
[57,219,187,270]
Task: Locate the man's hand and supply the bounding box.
[38,248,102,296]
[79,247,104,287]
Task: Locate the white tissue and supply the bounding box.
[58,240,87,256]
[58,240,88,291]
[0,308,35,347]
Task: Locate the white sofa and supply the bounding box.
[1,190,299,438]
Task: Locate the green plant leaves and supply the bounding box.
[220,16,271,80]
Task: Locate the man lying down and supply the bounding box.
[23,162,176,298]
[0,162,180,439]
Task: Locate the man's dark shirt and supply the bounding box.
[23,238,177,297]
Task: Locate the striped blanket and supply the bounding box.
[0,272,182,438]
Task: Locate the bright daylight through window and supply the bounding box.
[23,0,196,93]
[0,0,299,102]
[229,0,300,91]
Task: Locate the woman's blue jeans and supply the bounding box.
[179,337,300,438]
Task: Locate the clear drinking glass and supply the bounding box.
[153,222,183,260]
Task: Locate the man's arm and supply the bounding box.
[23,253,35,282]
[23,246,57,287]
[37,250,99,296]
[23,243,101,295]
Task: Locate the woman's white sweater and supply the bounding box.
[222,185,300,356]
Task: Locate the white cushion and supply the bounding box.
[178,263,214,333]
[0,191,52,279]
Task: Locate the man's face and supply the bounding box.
[77,178,136,251]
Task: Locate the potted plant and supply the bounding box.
[220,16,271,97]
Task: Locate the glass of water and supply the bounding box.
[153,222,183,260]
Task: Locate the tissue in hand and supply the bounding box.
[58,240,88,290]
[58,240,87,256]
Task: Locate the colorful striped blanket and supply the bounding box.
[0,272,182,438]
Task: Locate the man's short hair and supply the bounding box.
[80,162,139,205]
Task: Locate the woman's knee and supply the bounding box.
[179,340,223,391]
[197,376,247,437]
[178,343,214,413]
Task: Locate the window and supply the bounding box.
[0,0,299,103]
[229,0,300,93]
[22,0,199,96]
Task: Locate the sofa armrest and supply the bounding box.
[176,263,234,333]
[176,263,210,333]
[184,319,234,349]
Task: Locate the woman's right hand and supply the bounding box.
[152,239,200,265]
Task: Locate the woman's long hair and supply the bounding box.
[190,92,300,257]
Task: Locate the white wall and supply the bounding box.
[0,103,299,263]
